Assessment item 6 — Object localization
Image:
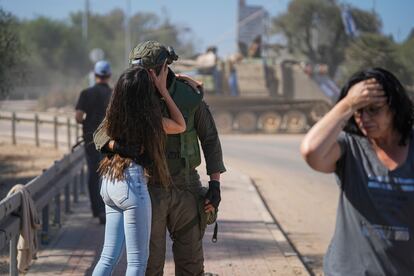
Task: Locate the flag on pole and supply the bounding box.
[341,7,358,38]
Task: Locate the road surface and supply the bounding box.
[220,134,339,275]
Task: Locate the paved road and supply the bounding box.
[26,167,308,276]
[220,134,339,275]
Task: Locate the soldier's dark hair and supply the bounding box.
[337,67,414,145]
[98,66,170,186]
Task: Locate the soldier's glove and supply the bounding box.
[205,180,221,209]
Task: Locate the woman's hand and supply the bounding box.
[176,73,203,91]
[149,62,186,134]
[149,61,169,96]
[343,78,386,111]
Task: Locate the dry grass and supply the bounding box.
[0,142,65,274]
[0,141,64,200]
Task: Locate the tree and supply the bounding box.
[18,16,90,86]
[10,9,195,106]
[339,33,412,86]
[272,0,381,77]
[70,9,195,74]
[0,9,25,98]
[398,29,414,84]
[70,9,126,74]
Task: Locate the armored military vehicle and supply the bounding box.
[172,57,339,134]
[171,0,339,133]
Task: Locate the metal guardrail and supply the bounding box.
[0,111,81,150]
[0,145,87,276]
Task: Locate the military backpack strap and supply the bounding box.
[171,215,219,243]
[170,191,203,241]
[212,222,218,243]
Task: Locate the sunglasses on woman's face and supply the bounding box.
[354,104,387,118]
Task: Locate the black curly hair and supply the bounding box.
[337,67,414,145]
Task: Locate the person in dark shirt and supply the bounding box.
[75,60,112,224]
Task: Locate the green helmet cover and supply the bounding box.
[129,40,178,68]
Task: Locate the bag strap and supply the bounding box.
[212,222,218,243]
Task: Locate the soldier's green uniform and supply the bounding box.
[94,41,226,276]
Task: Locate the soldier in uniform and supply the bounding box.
[93,41,226,276]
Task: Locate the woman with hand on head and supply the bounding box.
[92,62,186,276]
[301,68,414,275]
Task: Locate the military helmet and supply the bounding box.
[129,40,178,68]
[205,208,217,225]
[199,203,217,230]
[198,187,218,227]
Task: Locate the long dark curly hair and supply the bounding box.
[98,66,170,186]
[337,67,414,146]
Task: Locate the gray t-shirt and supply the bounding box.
[324,131,414,276]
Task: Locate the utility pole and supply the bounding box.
[82,0,89,40]
[124,0,132,67]
[311,12,320,61]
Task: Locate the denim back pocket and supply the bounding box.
[106,177,130,205]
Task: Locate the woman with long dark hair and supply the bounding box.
[92,62,185,276]
[301,68,414,275]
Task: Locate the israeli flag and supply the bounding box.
[341,7,358,38]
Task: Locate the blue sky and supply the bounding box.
[1,0,413,57]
